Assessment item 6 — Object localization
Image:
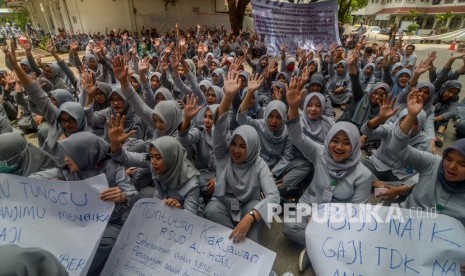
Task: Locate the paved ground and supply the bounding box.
[0,43,463,275]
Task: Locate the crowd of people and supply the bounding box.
[0,22,464,275]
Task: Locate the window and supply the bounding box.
[444,0,454,3]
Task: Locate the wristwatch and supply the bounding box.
[249,210,257,223]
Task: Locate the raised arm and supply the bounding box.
[113,56,155,130]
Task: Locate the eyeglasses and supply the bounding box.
[110,98,124,103]
[59,118,77,126]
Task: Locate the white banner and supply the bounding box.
[0,173,114,275]
[306,203,465,275]
[102,198,276,276]
[251,0,341,55]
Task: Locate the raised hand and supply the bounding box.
[112,56,129,86]
[248,73,264,92]
[286,76,305,109]
[346,51,358,66]
[280,44,287,53]
[382,45,390,58]
[138,56,150,73]
[81,71,96,95]
[299,66,310,88]
[70,41,79,53]
[223,70,241,97]
[229,56,244,74]
[377,94,399,122]
[46,41,56,55]
[106,114,137,146]
[414,59,431,75]
[426,50,437,65]
[406,87,423,116]
[5,72,16,85]
[169,51,180,70]
[242,44,248,56]
[183,94,202,121]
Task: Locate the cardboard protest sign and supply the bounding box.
[0,173,114,275]
[102,198,276,276]
[306,203,465,275]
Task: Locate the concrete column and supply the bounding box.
[60,0,74,33]
[48,0,60,33]
[460,16,465,29]
[127,0,137,32]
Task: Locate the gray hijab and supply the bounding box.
[0,132,56,176]
[264,100,288,143]
[108,88,138,133]
[301,93,334,144]
[149,136,199,189]
[208,86,224,104]
[50,89,74,107]
[0,245,68,276]
[46,102,89,149]
[58,132,110,180]
[324,122,361,179]
[94,81,112,110]
[216,125,262,202]
[152,100,182,137]
[154,87,174,102]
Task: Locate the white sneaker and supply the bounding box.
[298,248,310,272]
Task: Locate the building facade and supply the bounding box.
[5,0,254,34]
[353,0,465,32]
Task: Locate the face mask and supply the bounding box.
[0,145,27,174]
[287,64,295,72]
[0,160,17,173]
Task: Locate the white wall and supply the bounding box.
[63,0,133,34]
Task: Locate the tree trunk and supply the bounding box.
[228,0,250,35]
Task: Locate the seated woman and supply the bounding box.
[6,46,91,167]
[337,51,390,131]
[0,132,56,176]
[362,97,429,201]
[29,132,140,275]
[283,76,374,272]
[179,96,219,202]
[108,114,202,215]
[387,87,465,228]
[205,70,280,243]
[327,60,352,110]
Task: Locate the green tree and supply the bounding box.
[338,0,369,23]
[435,12,453,27]
[228,0,250,35]
[407,9,424,24]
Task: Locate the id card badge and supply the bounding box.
[322,187,334,203]
[231,198,240,211]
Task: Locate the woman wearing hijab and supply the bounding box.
[388,88,465,227]
[179,97,218,201]
[305,73,334,118]
[359,62,376,93]
[301,92,335,144]
[83,75,146,152]
[0,132,56,176]
[85,53,110,83]
[394,82,437,154]
[108,115,202,215]
[338,51,390,130]
[29,132,139,275]
[112,56,182,140]
[43,63,67,89]
[9,50,92,167]
[327,60,352,110]
[432,80,462,147]
[205,70,280,243]
[362,104,429,201]
[283,77,374,272]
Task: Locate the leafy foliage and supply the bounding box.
[338,0,369,23]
